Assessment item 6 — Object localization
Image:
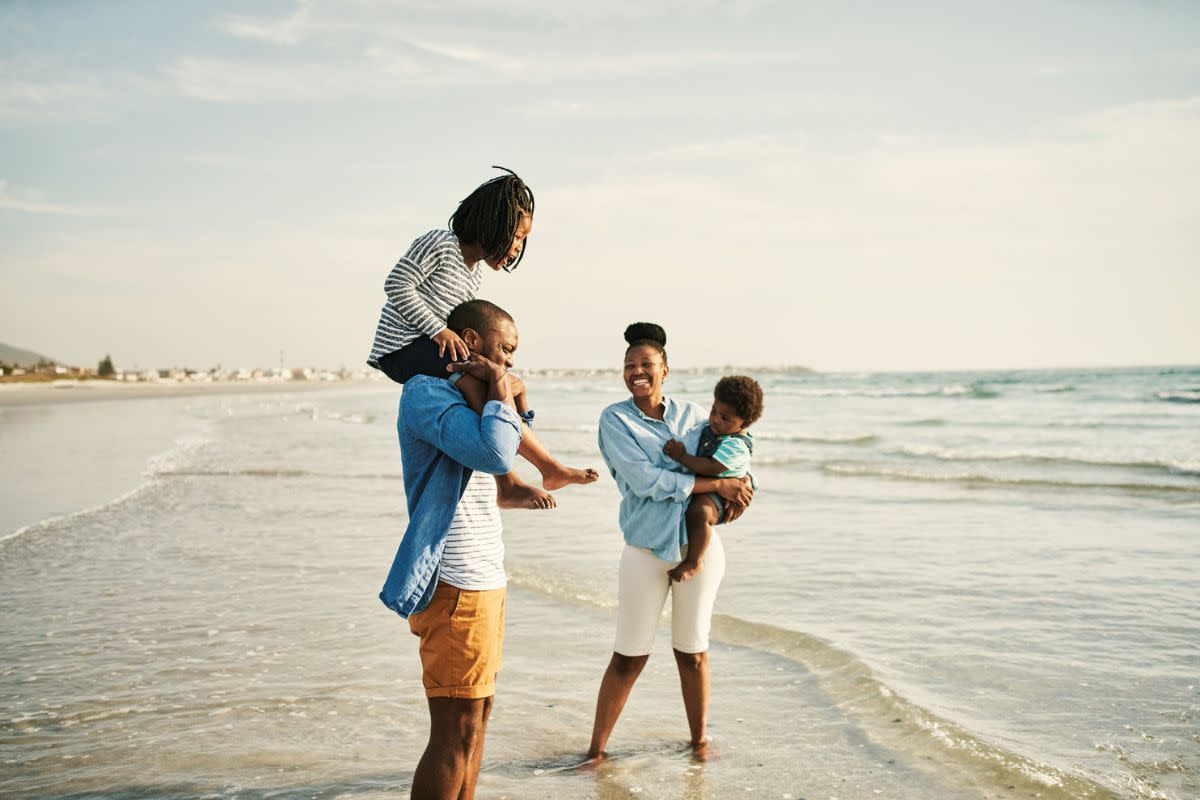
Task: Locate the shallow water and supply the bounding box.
[2,367,1198,799]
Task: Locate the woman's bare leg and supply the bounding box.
[587,652,649,759]
[673,649,710,752]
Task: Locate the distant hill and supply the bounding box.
[0,342,55,366]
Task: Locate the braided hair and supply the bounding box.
[624,322,667,365]
[449,166,535,271]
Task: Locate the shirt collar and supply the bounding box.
[629,395,671,421]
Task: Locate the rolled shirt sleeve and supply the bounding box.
[599,409,695,503]
[403,382,522,475]
[597,398,706,563]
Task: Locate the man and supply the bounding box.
[379,299,539,800]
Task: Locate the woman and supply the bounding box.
[587,322,755,759]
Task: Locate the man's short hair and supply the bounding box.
[447,299,514,336]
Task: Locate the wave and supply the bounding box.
[2,431,210,548]
[505,571,1120,800]
[155,468,402,480]
[1,481,162,548]
[821,463,1200,495]
[532,423,599,434]
[773,383,1000,399]
[900,417,949,426]
[1155,390,1200,404]
[753,431,877,445]
[888,445,1200,477]
[1037,383,1075,393]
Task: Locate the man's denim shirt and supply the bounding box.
[379,375,522,618]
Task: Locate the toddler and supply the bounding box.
[663,375,763,581]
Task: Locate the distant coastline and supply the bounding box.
[0,377,392,407]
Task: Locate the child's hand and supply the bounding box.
[663,439,686,460]
[432,328,470,361]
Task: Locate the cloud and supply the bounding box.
[0,73,106,122]
[218,2,315,45]
[0,179,120,217]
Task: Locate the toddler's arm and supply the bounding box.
[663,439,729,476]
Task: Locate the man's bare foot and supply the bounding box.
[497,482,556,510]
[667,559,702,583]
[541,464,601,491]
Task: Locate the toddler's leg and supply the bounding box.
[668,495,720,583]
[455,373,555,510]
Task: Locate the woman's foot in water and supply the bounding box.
[667,558,702,583]
[540,462,601,491]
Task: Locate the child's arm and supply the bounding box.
[384,233,470,360]
[663,439,729,476]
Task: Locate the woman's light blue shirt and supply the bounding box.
[598,396,708,563]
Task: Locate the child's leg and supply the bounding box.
[453,373,553,509]
[667,495,720,583]
[462,372,599,491]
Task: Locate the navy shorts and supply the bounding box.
[378,337,455,385]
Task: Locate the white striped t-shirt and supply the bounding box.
[367,230,483,369]
[438,470,506,591]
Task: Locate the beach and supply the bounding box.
[2,367,1198,799]
[0,378,379,407]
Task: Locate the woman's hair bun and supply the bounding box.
[624,322,667,347]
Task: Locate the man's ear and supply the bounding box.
[460,328,480,353]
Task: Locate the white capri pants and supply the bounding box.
[613,534,726,656]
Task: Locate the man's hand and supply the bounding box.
[432,328,470,361]
[663,439,686,461]
[446,352,508,387]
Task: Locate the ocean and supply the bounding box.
[1,365,1197,800]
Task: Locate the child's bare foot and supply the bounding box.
[497,481,557,510]
[667,559,702,583]
[541,463,600,491]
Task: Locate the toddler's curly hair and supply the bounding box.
[714,375,764,427]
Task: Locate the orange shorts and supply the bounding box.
[408,582,506,699]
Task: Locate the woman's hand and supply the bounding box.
[724,500,747,523]
[716,476,754,507]
[432,327,471,361]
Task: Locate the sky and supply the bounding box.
[2,0,1198,372]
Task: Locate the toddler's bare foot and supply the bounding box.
[667,559,702,583]
[498,481,557,510]
[541,464,600,491]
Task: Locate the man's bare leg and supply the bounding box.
[458,695,494,800]
[411,696,488,800]
[667,496,719,583]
